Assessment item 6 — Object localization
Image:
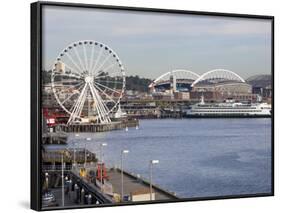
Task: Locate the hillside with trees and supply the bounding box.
[246,74,271,88]
[42,70,152,92]
[125,75,152,92]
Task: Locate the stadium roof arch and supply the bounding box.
[149,69,200,88]
[191,69,245,87]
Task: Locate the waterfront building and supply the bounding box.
[55,61,65,73]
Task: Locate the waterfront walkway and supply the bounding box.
[42,149,179,207]
[107,168,178,200]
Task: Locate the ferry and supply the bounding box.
[184,96,271,118]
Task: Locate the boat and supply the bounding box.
[184,96,271,118]
[113,104,127,119]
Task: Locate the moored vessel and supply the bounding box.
[184,96,271,118]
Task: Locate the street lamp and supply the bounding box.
[100,143,107,193]
[71,134,79,168]
[121,150,129,201]
[73,142,78,168]
[149,160,159,201]
[61,152,66,207]
[45,172,49,191]
[84,137,91,167]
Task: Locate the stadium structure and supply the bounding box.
[149,69,253,102]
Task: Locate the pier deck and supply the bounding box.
[107,168,179,201]
[56,119,139,133]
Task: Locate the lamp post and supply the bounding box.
[121,150,129,201]
[72,134,79,168]
[73,142,77,168]
[45,172,49,191]
[84,137,91,167]
[149,160,159,201]
[61,152,65,207]
[100,143,107,193]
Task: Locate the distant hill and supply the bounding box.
[42,70,152,92]
[126,75,152,92]
[246,74,272,88]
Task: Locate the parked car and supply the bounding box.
[42,191,57,207]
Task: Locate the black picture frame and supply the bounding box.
[31,1,274,211]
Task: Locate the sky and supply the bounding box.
[42,5,272,80]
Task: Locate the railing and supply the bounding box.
[42,163,98,171]
[42,164,73,171]
[42,149,97,163]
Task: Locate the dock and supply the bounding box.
[55,119,139,133]
[41,139,180,208]
[42,164,179,209]
[107,168,179,200]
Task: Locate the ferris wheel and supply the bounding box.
[51,40,125,124]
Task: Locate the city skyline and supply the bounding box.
[42,5,272,80]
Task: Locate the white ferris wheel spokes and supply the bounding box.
[51,40,125,124]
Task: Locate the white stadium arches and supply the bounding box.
[149,69,200,88]
[150,68,246,89]
[191,69,245,87]
[150,69,250,101]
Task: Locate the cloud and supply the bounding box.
[111,19,270,38]
[43,5,271,38]
[42,5,272,78]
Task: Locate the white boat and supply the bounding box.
[184,96,271,118]
[114,104,127,119]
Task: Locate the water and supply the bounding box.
[67,118,272,198]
